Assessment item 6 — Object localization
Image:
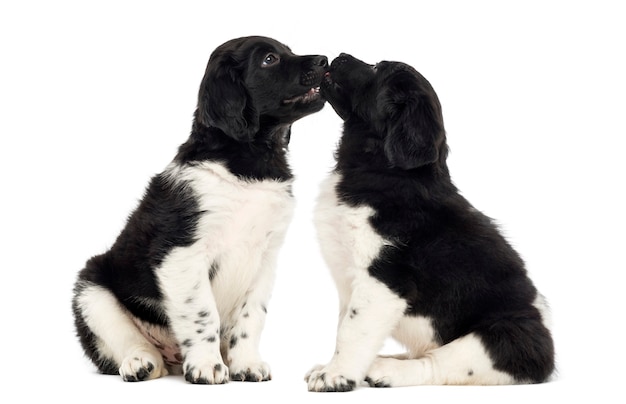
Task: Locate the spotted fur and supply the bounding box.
[72,36,327,383]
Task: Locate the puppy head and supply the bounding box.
[196,36,328,142]
[322,53,446,170]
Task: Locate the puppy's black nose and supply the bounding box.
[313,56,329,68]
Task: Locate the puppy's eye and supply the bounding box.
[262,53,280,67]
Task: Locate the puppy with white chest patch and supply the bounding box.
[72,36,327,383]
[306,54,554,391]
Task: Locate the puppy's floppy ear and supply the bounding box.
[196,55,259,141]
[381,71,444,169]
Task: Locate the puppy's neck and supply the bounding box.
[176,122,293,181]
[256,122,292,149]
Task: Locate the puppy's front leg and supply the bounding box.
[224,241,282,382]
[225,297,271,382]
[306,273,406,392]
[158,253,228,384]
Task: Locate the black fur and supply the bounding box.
[321,53,554,383]
[72,36,327,378]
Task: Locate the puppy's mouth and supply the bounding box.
[282,87,321,104]
[321,71,341,94]
[323,71,335,85]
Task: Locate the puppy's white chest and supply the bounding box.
[314,173,388,279]
[164,162,294,312]
[215,184,290,250]
[178,162,294,248]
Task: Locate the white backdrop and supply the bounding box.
[1,1,624,402]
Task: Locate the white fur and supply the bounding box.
[367,333,515,386]
[391,315,439,358]
[306,172,515,391]
[313,173,396,315]
[156,161,294,381]
[533,293,552,332]
[76,283,169,380]
[77,161,294,382]
[307,173,407,391]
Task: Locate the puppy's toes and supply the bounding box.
[306,368,356,392]
[119,352,166,382]
[365,357,397,387]
[365,376,391,388]
[304,364,324,381]
[230,361,271,382]
[183,360,229,384]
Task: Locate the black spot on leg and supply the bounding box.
[241,332,248,339]
[349,308,358,319]
[198,310,209,317]
[468,369,474,376]
[230,335,238,349]
[196,329,205,334]
[261,305,267,313]
[209,262,219,281]
[204,335,216,343]
[182,339,193,348]
[243,312,249,318]
[185,297,194,304]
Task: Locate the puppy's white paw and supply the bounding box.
[306,366,357,392]
[304,364,324,381]
[119,350,166,382]
[229,360,271,382]
[183,356,229,384]
[365,357,397,388]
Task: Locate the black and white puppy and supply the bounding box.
[72,36,327,384]
[306,54,554,391]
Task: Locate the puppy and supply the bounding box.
[306,54,554,391]
[72,36,327,383]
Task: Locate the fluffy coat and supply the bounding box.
[72,36,327,383]
[306,54,554,391]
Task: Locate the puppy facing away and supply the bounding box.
[72,36,328,383]
[305,54,554,391]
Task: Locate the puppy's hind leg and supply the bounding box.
[73,281,167,381]
[365,333,515,387]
